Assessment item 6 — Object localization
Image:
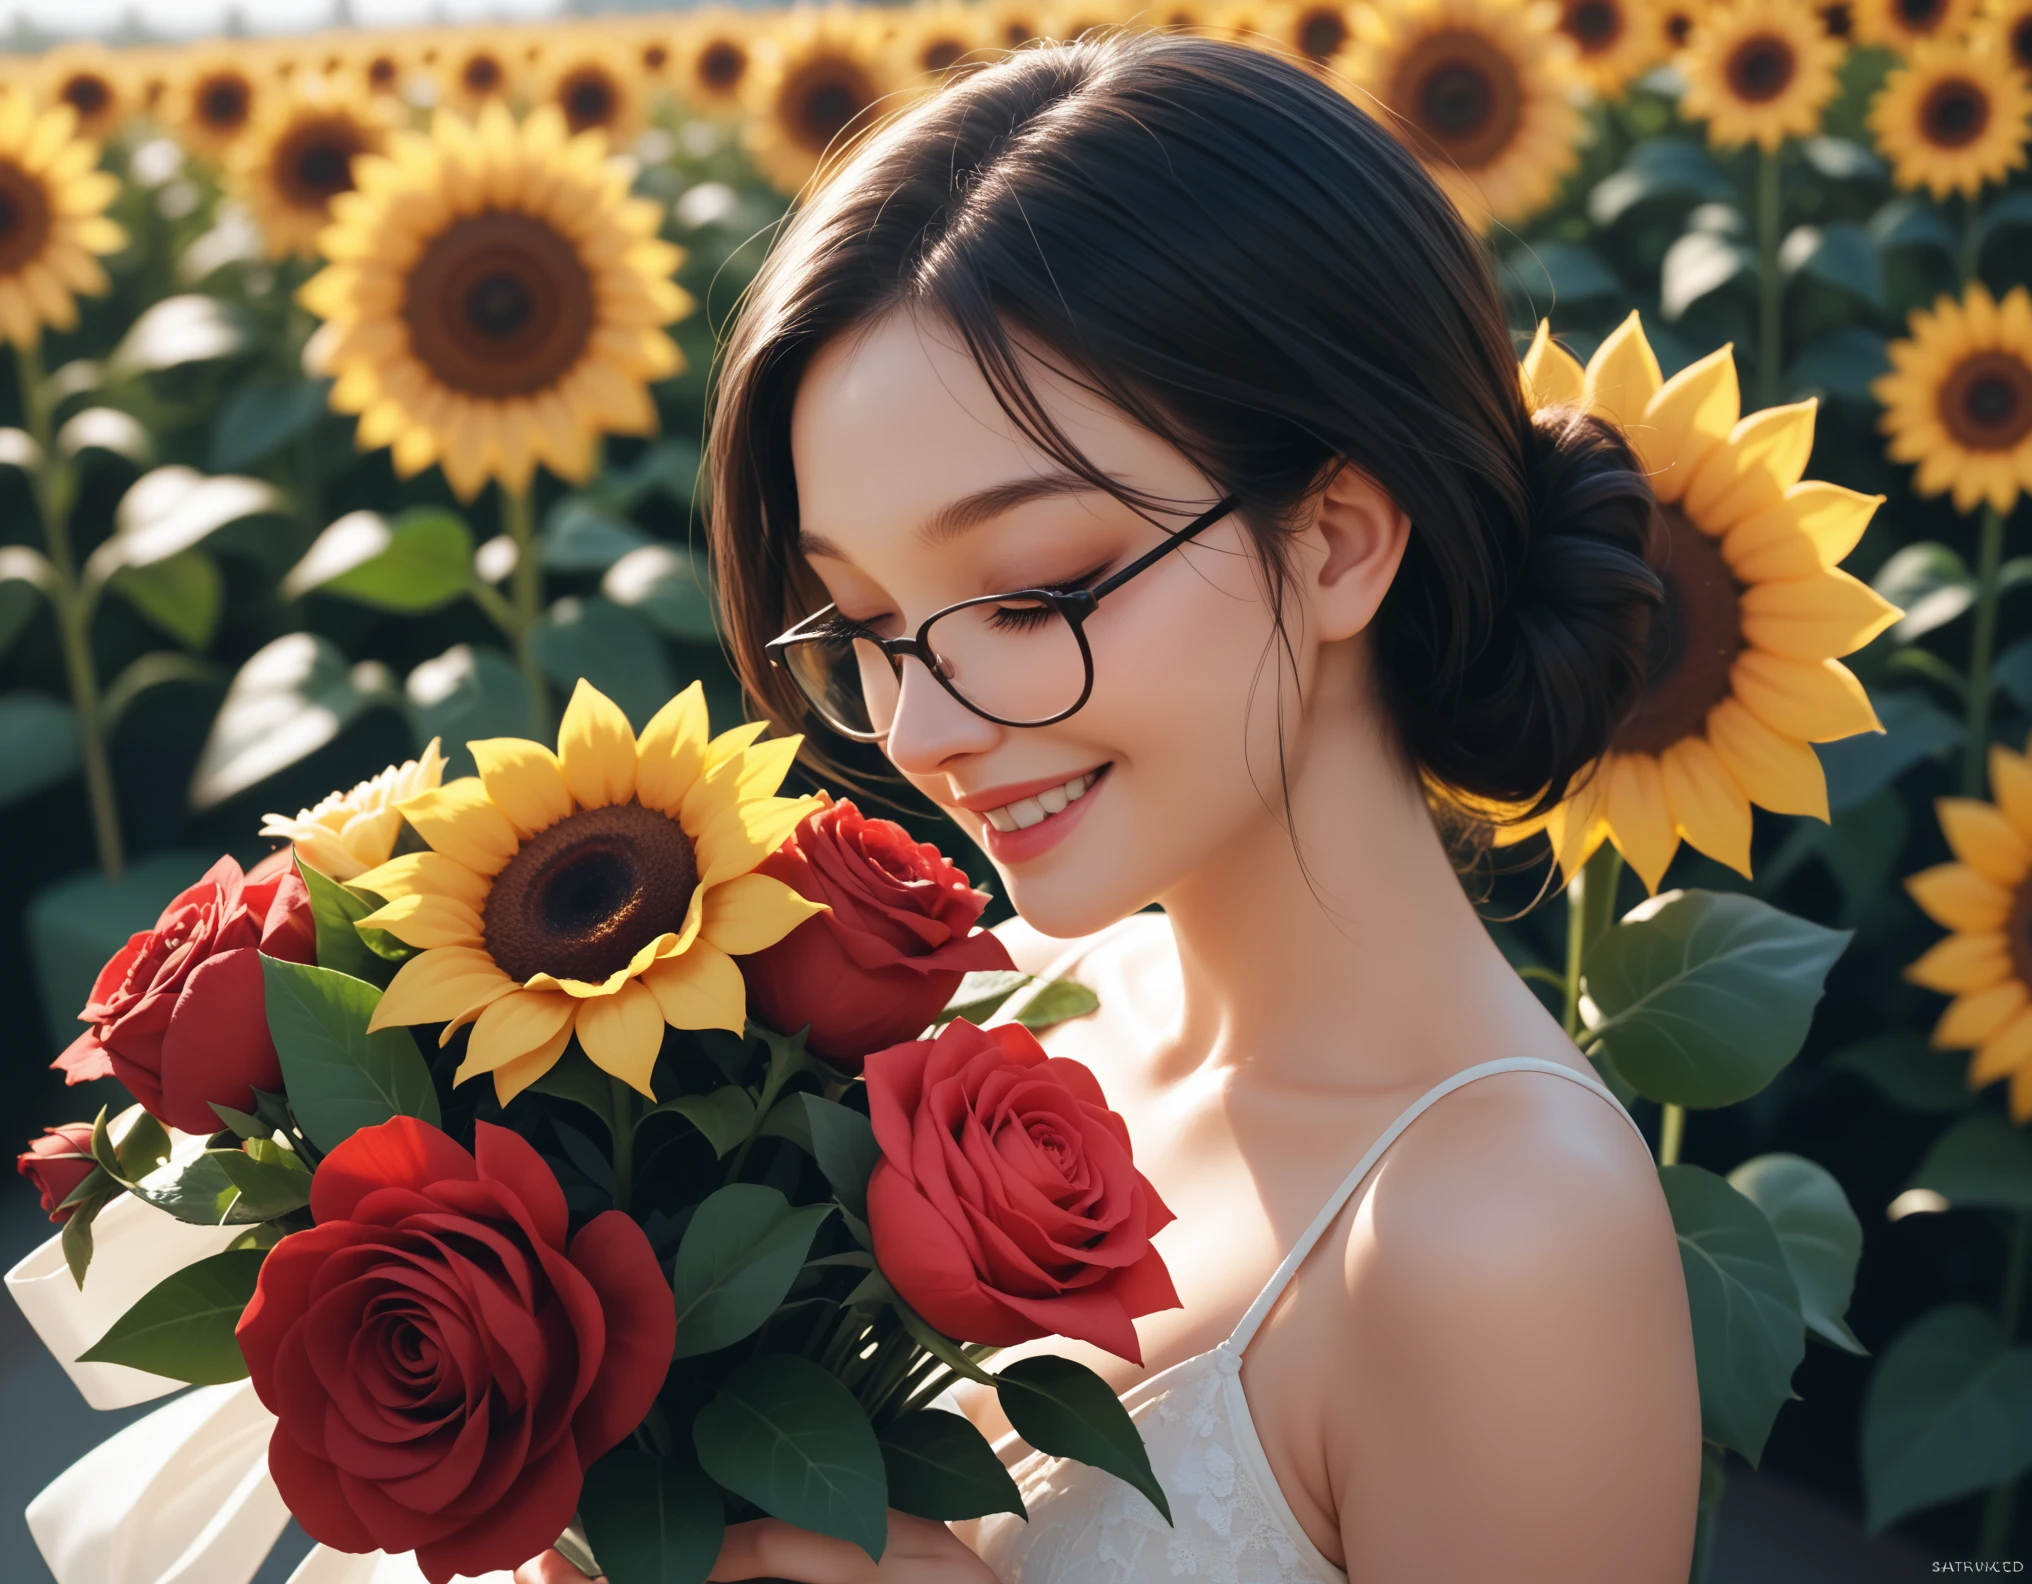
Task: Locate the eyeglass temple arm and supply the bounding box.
[1088,495,1241,601]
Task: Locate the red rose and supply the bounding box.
[741,797,1016,1067]
[53,855,316,1134]
[864,1018,1180,1364]
[236,1117,675,1584]
[17,1123,97,1223]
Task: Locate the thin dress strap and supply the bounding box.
[1222,1056,1649,1357]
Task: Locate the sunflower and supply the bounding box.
[1658,0,1705,51]
[1868,41,2032,200]
[1852,0,1979,50]
[1904,740,2032,1123]
[170,49,264,162]
[1678,0,1844,152]
[626,23,680,84]
[676,11,763,118]
[1818,1,1856,35]
[1498,315,1898,892]
[345,37,413,102]
[1346,0,1582,231]
[232,85,393,260]
[1875,284,2032,516]
[1557,0,1661,93]
[439,39,521,121]
[36,44,129,143]
[260,739,448,882]
[743,9,902,195]
[1044,0,1137,39]
[1255,0,1364,65]
[300,102,688,502]
[355,681,828,1106]
[1978,0,2032,76]
[1149,0,1219,29]
[537,44,645,144]
[0,92,126,350]
[888,1,997,82]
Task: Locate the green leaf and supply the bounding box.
[797,1094,880,1219]
[1800,135,1886,181]
[110,550,223,651]
[671,1184,834,1358]
[293,854,393,986]
[879,1409,1026,1521]
[214,1142,313,1222]
[541,496,654,572]
[403,643,537,777]
[692,1354,889,1561]
[1726,1155,1866,1356]
[532,595,676,730]
[0,692,79,809]
[1661,230,1753,320]
[1863,1304,2032,1532]
[1904,1114,2032,1214]
[643,1088,757,1158]
[190,634,395,810]
[1015,979,1101,1032]
[208,375,329,472]
[995,1355,1169,1521]
[1583,890,1849,1108]
[113,466,281,567]
[604,545,718,642]
[101,651,225,735]
[1869,193,1959,255]
[937,970,1033,1028]
[1814,689,1960,812]
[1587,138,1732,225]
[285,509,476,614]
[882,1283,995,1384]
[1779,222,1883,306]
[261,955,441,1154]
[1875,542,1974,642]
[0,544,51,664]
[1975,188,2032,251]
[598,436,702,511]
[579,1444,726,1584]
[527,1048,618,1132]
[61,1188,116,1287]
[1785,327,1891,405]
[1661,1164,1804,1466]
[208,1103,271,1140]
[77,1247,265,1383]
[115,1112,172,1181]
[58,407,152,466]
[1995,638,2032,714]
[107,294,253,375]
[128,1150,266,1225]
[1827,1033,1976,1114]
[1498,241,1623,309]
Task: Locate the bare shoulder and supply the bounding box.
[1319,1065,1701,1582]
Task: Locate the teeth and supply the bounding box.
[1065,775,1089,800]
[978,769,1103,833]
[1009,797,1046,829]
[985,807,1018,833]
[1038,785,1068,815]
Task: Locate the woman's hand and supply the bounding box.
[513,1510,996,1584]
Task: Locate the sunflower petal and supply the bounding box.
[574,979,665,1098]
[703,720,771,775]
[1704,699,1828,821]
[1683,400,1818,530]
[1604,752,1680,894]
[1520,321,1585,410]
[367,945,514,1032]
[1545,770,1611,881]
[1934,979,2031,1049]
[1729,653,1882,743]
[357,892,486,950]
[453,989,576,1082]
[350,850,492,910]
[471,738,573,839]
[695,794,825,888]
[1659,737,1753,878]
[1907,932,2013,995]
[635,681,710,816]
[397,779,523,876]
[490,1023,578,1108]
[1991,744,2032,840]
[1583,311,1663,433]
[1722,482,1883,583]
[1636,343,1738,503]
[641,940,746,1035]
[1739,568,1902,661]
[1971,1010,2032,1089]
[558,679,638,810]
[1936,797,2032,887]
[1906,863,2014,933]
[682,733,805,831]
[701,872,828,956]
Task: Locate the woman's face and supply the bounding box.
[790,310,1337,938]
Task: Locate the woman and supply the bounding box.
[526,28,1699,1584]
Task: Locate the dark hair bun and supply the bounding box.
[1392,405,1663,819]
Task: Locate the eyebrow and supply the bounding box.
[795,471,1098,560]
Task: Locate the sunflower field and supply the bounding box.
[1,0,2030,1576]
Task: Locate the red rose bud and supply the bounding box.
[52,856,315,1135]
[740,797,1016,1068]
[864,1018,1181,1364]
[17,1123,98,1223]
[237,1117,675,1584]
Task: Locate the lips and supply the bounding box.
[963,764,1111,864]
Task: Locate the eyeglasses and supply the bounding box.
[766,494,1241,741]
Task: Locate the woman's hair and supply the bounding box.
[707,32,1662,820]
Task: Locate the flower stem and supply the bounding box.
[1562,843,1626,1039]
[502,485,550,735]
[1960,193,1984,289]
[608,1075,636,1216]
[1756,143,1784,411]
[1962,504,2006,798]
[1658,1102,1686,1168]
[1978,1210,2031,1558]
[18,340,122,877]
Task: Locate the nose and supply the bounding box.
[883,653,999,778]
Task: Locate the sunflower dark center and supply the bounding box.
[922,37,968,71]
[2009,877,2032,1002]
[199,76,251,130]
[1726,36,1796,101]
[1939,352,2032,450]
[1667,9,1694,43]
[1004,20,1036,45]
[0,159,53,275]
[404,209,597,397]
[2013,16,2032,73]
[278,120,365,208]
[1920,78,1988,147]
[368,56,398,89]
[1819,2,1854,36]
[562,70,618,131]
[644,44,670,71]
[463,55,503,93]
[1613,505,1744,757]
[1565,0,1622,50]
[1897,0,1945,28]
[484,802,698,984]
[784,60,877,153]
[62,75,110,118]
[1397,31,1524,168]
[699,41,748,90]
[1298,8,1350,60]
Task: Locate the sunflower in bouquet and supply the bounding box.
[20,679,1182,1584]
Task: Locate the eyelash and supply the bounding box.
[827,566,1112,642]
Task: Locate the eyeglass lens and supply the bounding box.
[785,595,1089,735]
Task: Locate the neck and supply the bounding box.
[1155,688,1532,1094]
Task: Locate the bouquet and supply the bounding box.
[15,679,1181,1584]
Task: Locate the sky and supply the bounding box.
[1,0,603,44]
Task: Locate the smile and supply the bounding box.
[981,769,1101,832]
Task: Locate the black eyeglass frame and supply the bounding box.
[765,494,1243,741]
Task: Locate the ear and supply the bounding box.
[1308,462,1410,643]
